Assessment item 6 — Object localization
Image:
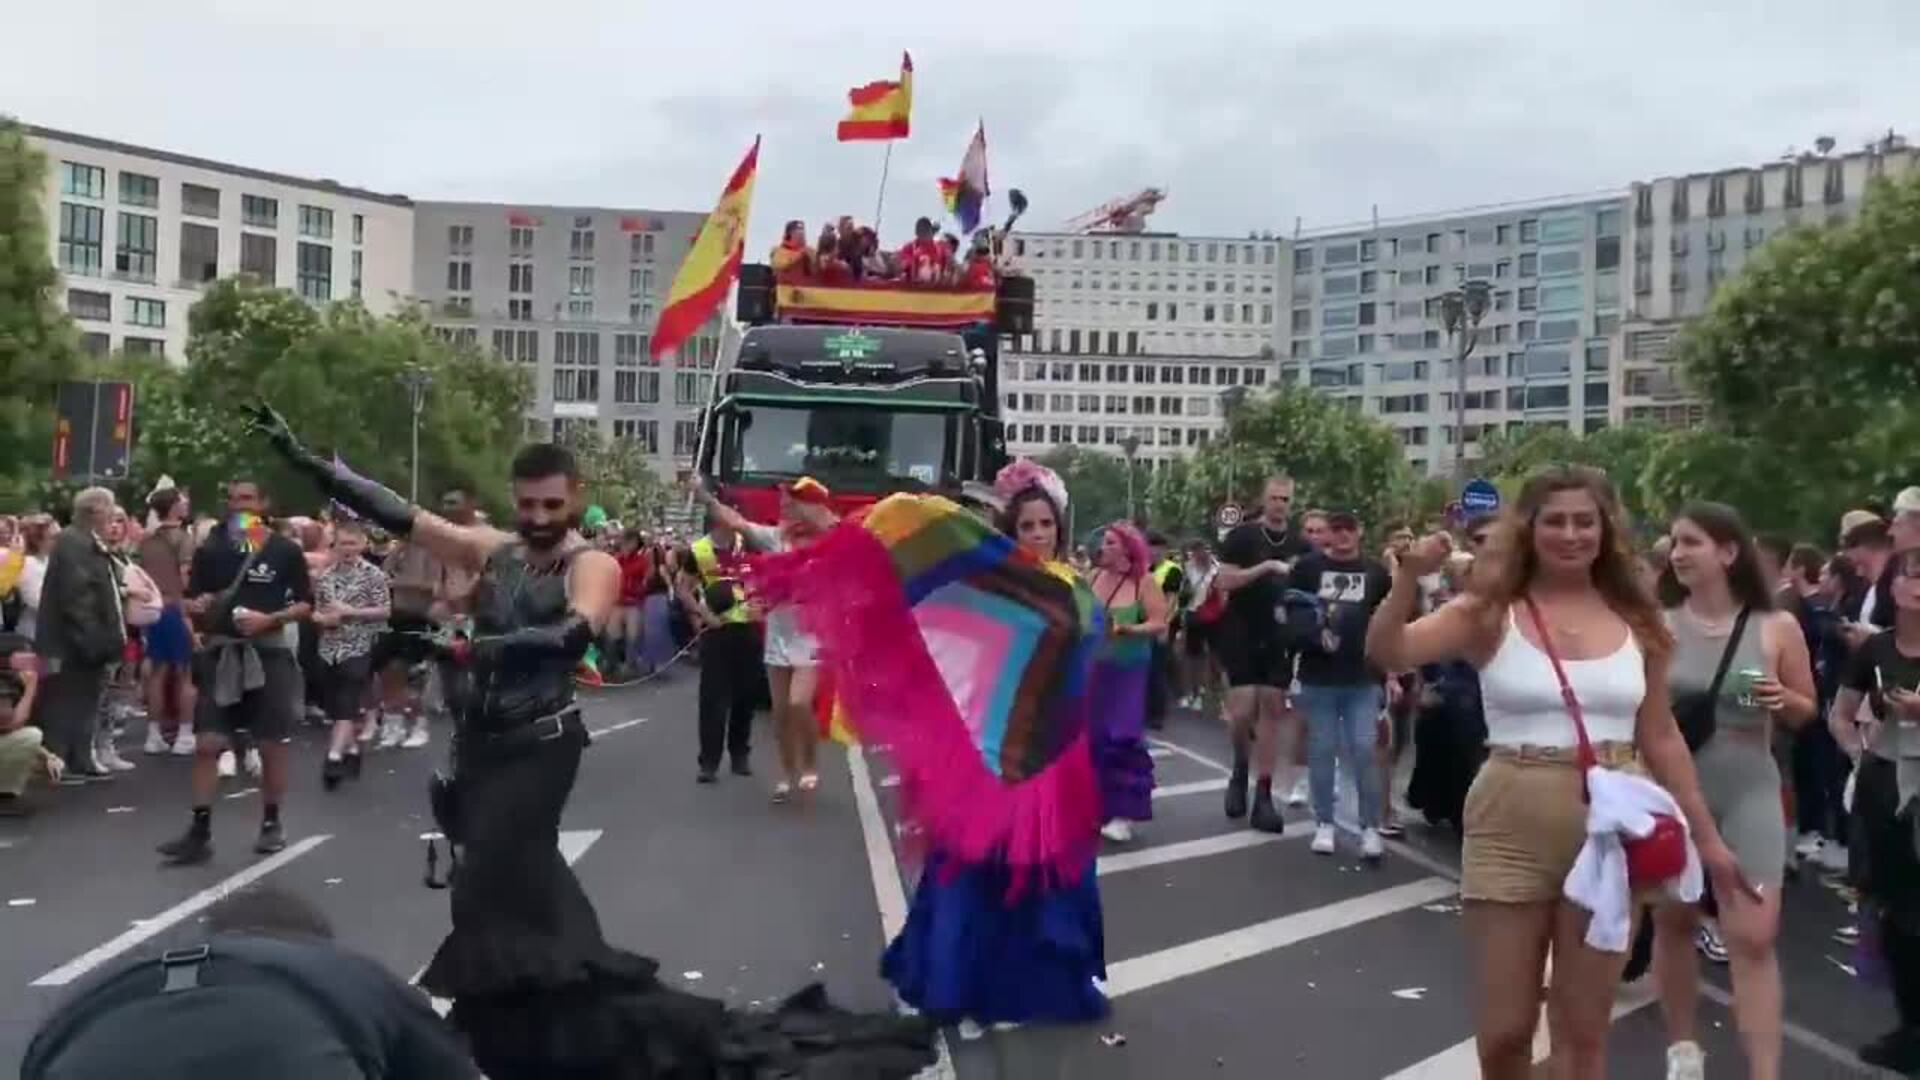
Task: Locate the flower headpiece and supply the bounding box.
[993,458,1068,514]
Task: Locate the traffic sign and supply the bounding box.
[1460,478,1501,515]
[1216,502,1243,528]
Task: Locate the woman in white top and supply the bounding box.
[1367,467,1751,1080]
[15,517,56,642]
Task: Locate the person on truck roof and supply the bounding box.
[771,220,813,281]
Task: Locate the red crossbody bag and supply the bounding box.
[1521,597,1689,887]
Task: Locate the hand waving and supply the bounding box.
[243,400,302,457]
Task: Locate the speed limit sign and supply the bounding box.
[1216,502,1243,528]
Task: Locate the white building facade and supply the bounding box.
[997,231,1286,467]
[28,126,415,363]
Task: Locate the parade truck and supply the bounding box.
[695,261,1033,523]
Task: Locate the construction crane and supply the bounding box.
[1063,188,1167,234]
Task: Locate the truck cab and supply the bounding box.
[697,259,1032,522]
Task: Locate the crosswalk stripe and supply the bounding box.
[1104,876,1458,998]
[1097,829,1299,877]
[1152,777,1228,799]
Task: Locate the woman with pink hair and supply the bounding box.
[1088,521,1169,842]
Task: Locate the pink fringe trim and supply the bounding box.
[749,524,1102,895]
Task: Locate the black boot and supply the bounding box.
[158,820,213,866]
[1249,778,1285,834]
[1858,1027,1920,1074]
[1224,746,1250,820]
[255,819,287,855]
[322,756,345,792]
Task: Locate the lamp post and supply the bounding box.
[1438,280,1491,479]
[1218,385,1250,504]
[1120,433,1141,524]
[398,364,434,503]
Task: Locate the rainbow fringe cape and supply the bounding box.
[750,494,1105,891]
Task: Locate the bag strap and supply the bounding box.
[1520,596,1596,797]
[1702,607,1752,710]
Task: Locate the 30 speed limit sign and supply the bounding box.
[1216,502,1243,528]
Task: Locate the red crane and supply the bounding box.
[1063,188,1167,234]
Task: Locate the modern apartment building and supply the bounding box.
[27,126,414,362]
[996,231,1286,466]
[1614,140,1919,426]
[1282,194,1625,475]
[408,201,733,476]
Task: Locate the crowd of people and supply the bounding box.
[5,443,1919,1080]
[769,214,999,289]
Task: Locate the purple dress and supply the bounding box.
[1090,597,1155,822]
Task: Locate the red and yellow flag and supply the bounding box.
[651,137,760,361]
[836,53,913,142]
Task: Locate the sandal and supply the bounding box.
[798,773,820,793]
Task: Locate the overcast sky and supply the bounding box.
[9,0,1916,252]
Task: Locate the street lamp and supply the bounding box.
[1438,280,1491,479]
[1218,385,1250,503]
[1120,434,1142,524]
[398,364,434,502]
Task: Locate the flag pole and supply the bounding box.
[874,141,894,233]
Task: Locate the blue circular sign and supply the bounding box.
[1460,478,1501,514]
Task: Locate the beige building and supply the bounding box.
[27,125,415,363]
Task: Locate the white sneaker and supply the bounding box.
[377,719,406,749]
[1311,824,1337,855]
[143,725,170,755]
[1100,819,1134,843]
[1819,842,1850,873]
[401,726,430,750]
[98,744,136,772]
[171,729,196,756]
[1361,828,1384,861]
[243,747,262,778]
[218,750,238,778]
[1665,1040,1705,1080]
[1287,778,1310,808]
[1794,833,1824,858]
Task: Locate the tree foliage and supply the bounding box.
[1035,445,1141,544]
[130,279,530,518]
[0,119,84,507]
[1476,423,1665,524]
[557,425,674,528]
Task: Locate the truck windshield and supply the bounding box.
[731,404,952,492]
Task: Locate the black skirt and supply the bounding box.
[420,727,933,1079]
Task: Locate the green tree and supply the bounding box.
[1035,445,1140,543]
[140,278,530,517]
[0,119,84,507]
[558,425,673,527]
[1669,167,1920,533]
[1476,422,1667,523]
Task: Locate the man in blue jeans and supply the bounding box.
[1286,510,1393,861]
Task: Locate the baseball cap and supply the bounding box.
[781,476,832,506]
[1326,510,1361,530]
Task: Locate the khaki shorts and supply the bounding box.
[1461,743,1640,904]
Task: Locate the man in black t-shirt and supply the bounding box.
[1286,510,1393,860]
[1214,474,1312,832]
[159,479,313,866]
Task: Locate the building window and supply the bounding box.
[242,194,278,229]
[614,360,661,404]
[58,203,104,276]
[118,171,158,208]
[447,260,473,292]
[240,232,277,285]
[447,224,473,254]
[492,328,540,364]
[122,336,164,357]
[667,420,701,456]
[350,250,363,299]
[569,265,595,295]
[570,224,595,260]
[552,367,600,404]
[1824,160,1845,205]
[181,183,221,220]
[510,227,536,256]
[179,222,219,284]
[128,297,166,328]
[78,332,110,356]
[60,162,105,199]
[509,298,533,321]
[114,212,157,282]
[352,213,364,245]
[297,242,332,302]
[298,205,333,239]
[1518,252,1538,277]
[67,289,111,322]
[566,300,594,320]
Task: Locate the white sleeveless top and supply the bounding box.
[1479,608,1644,748]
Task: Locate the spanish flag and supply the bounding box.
[836,53,913,142]
[651,137,760,361]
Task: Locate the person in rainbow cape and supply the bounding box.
[749,458,1111,1027]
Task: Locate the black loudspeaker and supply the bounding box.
[995,274,1034,335]
[736,263,775,325]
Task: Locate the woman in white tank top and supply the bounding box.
[1366,467,1752,1080]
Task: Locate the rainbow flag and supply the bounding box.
[750,494,1104,891]
[937,122,989,234]
[230,512,270,553]
[836,53,913,142]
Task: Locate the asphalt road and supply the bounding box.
[0,673,1902,1078]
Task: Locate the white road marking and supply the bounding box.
[1382,975,1657,1078]
[1151,777,1228,800]
[32,834,332,987]
[221,786,258,800]
[421,829,602,1016]
[588,717,648,738]
[1096,829,1298,877]
[847,747,956,1080]
[1147,745,1174,758]
[9,898,37,907]
[1147,736,1232,773]
[1103,876,1458,998]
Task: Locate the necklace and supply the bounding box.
[1683,602,1736,636]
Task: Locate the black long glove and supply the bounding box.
[463,613,595,669]
[243,401,417,537]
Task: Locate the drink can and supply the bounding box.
[1734,667,1765,708]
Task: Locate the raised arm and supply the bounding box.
[245,402,510,574]
[1366,535,1487,671]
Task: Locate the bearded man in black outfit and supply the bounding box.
[246,404,933,1080]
